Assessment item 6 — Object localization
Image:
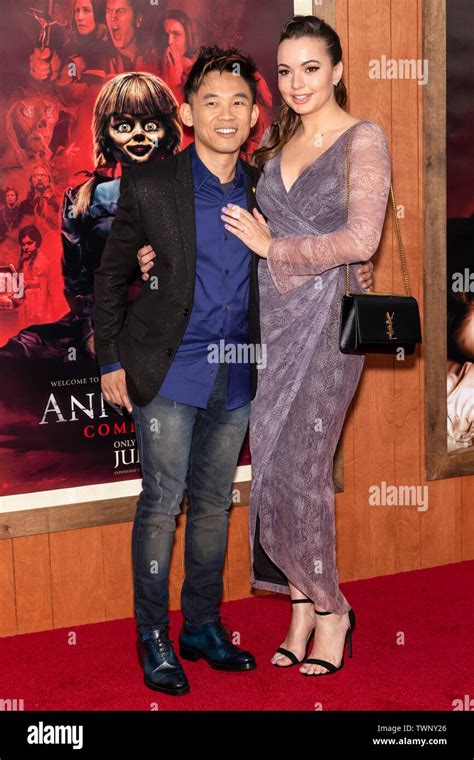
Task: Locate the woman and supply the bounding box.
[58,0,111,84]
[220,15,391,676]
[29,0,111,86]
[0,72,181,360]
[155,10,199,103]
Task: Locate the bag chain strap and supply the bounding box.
[344,130,411,297]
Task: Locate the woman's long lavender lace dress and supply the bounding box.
[249,120,391,613]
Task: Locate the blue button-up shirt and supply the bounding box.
[101,143,254,411]
[158,143,253,410]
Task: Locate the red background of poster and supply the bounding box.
[0,0,294,496]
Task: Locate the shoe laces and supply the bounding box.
[151,629,174,658]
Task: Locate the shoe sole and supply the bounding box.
[302,657,345,677]
[179,646,256,671]
[301,668,343,677]
[143,678,190,695]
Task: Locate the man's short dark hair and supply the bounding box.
[183,45,258,104]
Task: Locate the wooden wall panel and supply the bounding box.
[14,534,53,634]
[103,523,133,621]
[49,528,105,629]
[390,0,424,572]
[462,476,474,558]
[335,402,357,581]
[168,514,185,610]
[344,0,398,580]
[0,539,16,637]
[332,0,357,587]
[225,506,252,600]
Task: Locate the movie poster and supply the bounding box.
[446,1,474,453]
[0,0,295,499]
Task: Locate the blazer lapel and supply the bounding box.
[242,162,259,211]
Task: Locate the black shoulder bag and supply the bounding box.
[339,131,422,355]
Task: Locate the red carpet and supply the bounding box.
[1,561,473,711]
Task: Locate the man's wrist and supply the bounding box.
[100,361,122,375]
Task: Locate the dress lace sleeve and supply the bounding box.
[266,122,391,295]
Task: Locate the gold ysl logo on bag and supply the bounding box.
[385,311,397,340]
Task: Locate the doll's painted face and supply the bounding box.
[107,113,166,164]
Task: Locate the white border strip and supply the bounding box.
[0,465,252,514]
[294,0,313,14]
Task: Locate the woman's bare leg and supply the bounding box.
[271,581,316,666]
[299,607,351,675]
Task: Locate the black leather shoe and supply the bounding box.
[136,627,190,695]
[179,617,256,671]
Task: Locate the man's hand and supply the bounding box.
[137,244,156,281]
[101,368,132,413]
[356,259,374,291]
[84,333,96,357]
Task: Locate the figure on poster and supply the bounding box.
[155,9,199,103]
[15,224,53,326]
[446,216,474,451]
[447,359,474,450]
[27,1,68,58]
[18,163,60,229]
[29,0,111,86]
[0,72,181,360]
[3,92,76,179]
[0,187,21,239]
[106,0,157,75]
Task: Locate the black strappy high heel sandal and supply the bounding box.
[301,608,356,677]
[272,598,316,668]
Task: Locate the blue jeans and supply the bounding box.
[131,362,250,636]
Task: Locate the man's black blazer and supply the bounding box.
[93,144,262,407]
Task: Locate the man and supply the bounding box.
[18,165,59,229]
[15,225,52,326]
[0,187,21,239]
[105,0,153,74]
[93,46,374,696]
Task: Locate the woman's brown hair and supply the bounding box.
[252,15,347,172]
